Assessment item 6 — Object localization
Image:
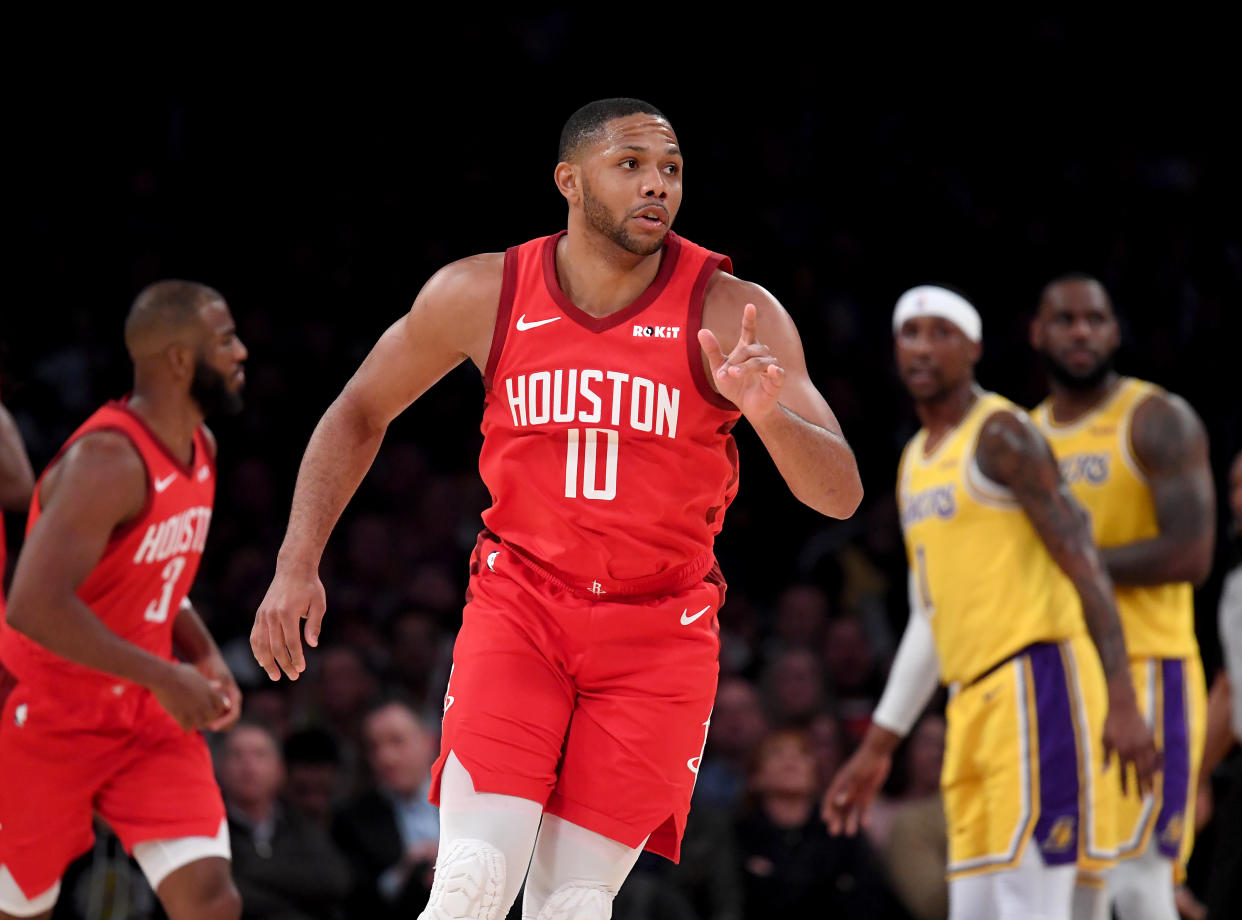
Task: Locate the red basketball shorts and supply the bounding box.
[429,538,724,862]
[0,678,226,898]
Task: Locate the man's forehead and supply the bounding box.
[597,115,679,152]
[1045,280,1109,311]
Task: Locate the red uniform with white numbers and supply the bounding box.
[0,400,225,899]
[430,231,741,861]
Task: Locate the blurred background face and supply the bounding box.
[1031,279,1120,390]
[708,677,770,760]
[894,316,979,402]
[316,646,378,722]
[220,724,284,809]
[765,648,825,725]
[751,731,817,798]
[822,616,874,695]
[364,704,434,798]
[807,712,844,791]
[906,713,946,797]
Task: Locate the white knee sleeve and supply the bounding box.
[1071,875,1111,920]
[418,838,507,920]
[533,882,612,920]
[1108,840,1177,920]
[0,865,59,917]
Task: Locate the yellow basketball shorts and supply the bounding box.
[942,635,1118,880]
[1108,654,1206,874]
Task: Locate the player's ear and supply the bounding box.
[554,161,580,204]
[166,342,196,380]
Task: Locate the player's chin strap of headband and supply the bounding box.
[871,571,941,736]
[892,285,982,343]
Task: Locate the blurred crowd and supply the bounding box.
[4,14,1240,920]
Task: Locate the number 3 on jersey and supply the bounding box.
[564,428,618,500]
[144,556,187,622]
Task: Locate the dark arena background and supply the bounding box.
[4,12,1239,920]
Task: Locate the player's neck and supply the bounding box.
[555,225,664,318]
[916,381,980,447]
[1047,372,1122,424]
[126,389,203,466]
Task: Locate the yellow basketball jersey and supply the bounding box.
[1031,378,1197,659]
[898,391,1084,686]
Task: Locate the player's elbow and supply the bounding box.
[816,477,864,519]
[3,590,47,645]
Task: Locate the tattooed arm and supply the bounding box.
[1104,392,1215,586]
[976,409,1160,793]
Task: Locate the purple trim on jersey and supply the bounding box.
[1029,643,1081,866]
[1156,658,1190,860]
[483,246,520,390]
[540,230,683,333]
[686,254,739,411]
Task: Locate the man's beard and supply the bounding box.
[582,179,665,257]
[1039,347,1117,392]
[190,358,244,417]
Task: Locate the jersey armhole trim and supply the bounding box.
[686,254,740,410]
[39,425,155,546]
[482,245,520,391]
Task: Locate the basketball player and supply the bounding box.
[0,281,247,920]
[0,393,34,708]
[250,97,863,920]
[821,286,1159,920]
[1029,274,1215,920]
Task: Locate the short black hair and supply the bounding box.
[1037,272,1114,310]
[558,97,668,163]
[123,279,223,355]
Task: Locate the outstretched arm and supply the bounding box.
[699,278,862,519]
[251,255,502,681]
[0,399,34,511]
[1103,393,1215,586]
[976,410,1160,794]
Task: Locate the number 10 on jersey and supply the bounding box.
[564,428,618,500]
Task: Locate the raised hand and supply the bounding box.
[250,565,327,681]
[697,302,785,421]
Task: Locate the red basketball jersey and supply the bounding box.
[0,400,215,695]
[478,231,741,597]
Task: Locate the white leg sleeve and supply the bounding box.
[1107,839,1178,920]
[1071,874,1111,920]
[521,814,645,920]
[0,865,59,917]
[419,751,545,920]
[949,871,996,920]
[993,846,1076,920]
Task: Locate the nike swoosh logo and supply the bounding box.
[153,473,177,492]
[680,605,711,625]
[515,314,561,331]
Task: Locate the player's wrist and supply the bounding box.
[860,722,902,758]
[1105,674,1139,709]
[275,545,321,576]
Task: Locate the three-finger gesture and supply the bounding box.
[698,302,785,421]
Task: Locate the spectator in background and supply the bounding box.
[332,698,440,920]
[807,710,847,795]
[301,643,380,792]
[761,646,830,728]
[696,675,771,812]
[735,728,896,919]
[283,727,345,831]
[1204,448,1242,917]
[218,722,352,920]
[766,582,832,658]
[875,713,948,920]
[381,604,453,727]
[238,682,294,742]
[822,614,885,746]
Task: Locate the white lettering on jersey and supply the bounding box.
[502,370,680,440]
[632,325,682,339]
[132,507,213,565]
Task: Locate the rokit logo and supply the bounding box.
[632,325,681,339]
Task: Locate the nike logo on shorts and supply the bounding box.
[515,314,561,331]
[680,605,711,625]
[154,473,177,492]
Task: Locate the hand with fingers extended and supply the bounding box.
[250,565,327,681]
[821,726,899,836]
[1103,685,1162,796]
[697,302,786,422]
[151,661,234,732]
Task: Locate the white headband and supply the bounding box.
[892,285,982,343]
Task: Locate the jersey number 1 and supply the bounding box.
[144,556,187,623]
[564,428,618,501]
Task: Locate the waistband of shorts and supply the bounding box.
[951,638,1072,697]
[500,540,718,602]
